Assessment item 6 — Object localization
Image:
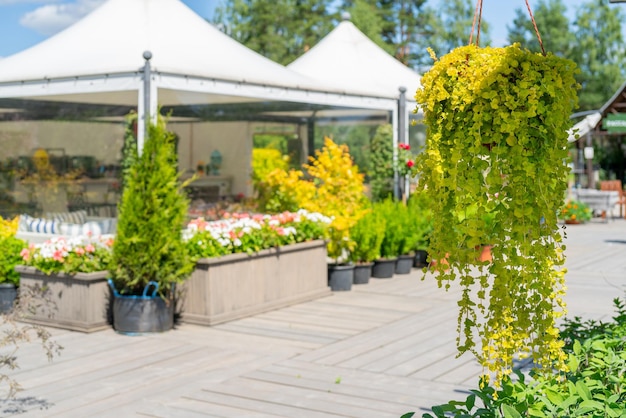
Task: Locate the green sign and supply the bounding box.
[603,114,626,133]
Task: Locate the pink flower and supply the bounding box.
[52,250,64,262]
[20,248,30,261]
[75,247,85,256]
[85,244,95,253]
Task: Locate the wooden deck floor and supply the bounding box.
[3,218,626,417]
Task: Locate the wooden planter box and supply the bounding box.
[15,266,110,333]
[180,240,331,326]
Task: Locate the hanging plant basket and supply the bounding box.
[415,41,579,381]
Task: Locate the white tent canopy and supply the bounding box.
[287,18,422,103]
[0,0,399,147]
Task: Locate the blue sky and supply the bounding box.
[0,0,592,60]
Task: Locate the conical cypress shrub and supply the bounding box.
[110,116,193,296]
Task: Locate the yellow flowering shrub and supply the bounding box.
[415,44,579,383]
[0,216,19,239]
[252,137,368,261]
[302,138,368,260]
[259,168,315,213]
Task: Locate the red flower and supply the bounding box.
[406,160,415,168]
[398,143,410,150]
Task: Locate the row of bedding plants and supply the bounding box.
[183,210,330,259]
[11,209,331,332]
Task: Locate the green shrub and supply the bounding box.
[110,116,194,297]
[348,208,386,263]
[407,192,433,252]
[408,296,626,418]
[368,124,394,202]
[374,199,403,259]
[0,236,27,285]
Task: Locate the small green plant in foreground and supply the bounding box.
[403,296,626,418]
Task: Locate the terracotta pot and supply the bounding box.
[476,245,493,263]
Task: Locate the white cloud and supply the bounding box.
[19,0,104,36]
[0,1,61,4]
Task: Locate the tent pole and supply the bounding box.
[392,106,400,200]
[139,50,153,156]
[398,87,408,202]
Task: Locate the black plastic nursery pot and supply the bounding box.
[109,280,174,334]
[413,250,429,268]
[328,264,354,291]
[371,258,396,279]
[0,283,16,314]
[353,263,373,285]
[395,255,414,275]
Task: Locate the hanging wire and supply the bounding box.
[525,0,547,56]
[469,0,481,46]
[469,0,546,55]
[475,0,484,46]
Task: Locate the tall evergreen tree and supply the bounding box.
[214,0,334,65]
[341,0,436,68]
[572,0,626,111]
[507,0,574,57]
[426,0,491,58]
[345,0,395,55]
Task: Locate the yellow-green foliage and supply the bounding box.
[253,137,368,260]
[303,138,368,260]
[259,168,316,213]
[416,44,579,383]
[252,148,295,211]
[252,148,288,183]
[0,216,19,239]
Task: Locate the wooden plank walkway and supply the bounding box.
[2,218,626,417]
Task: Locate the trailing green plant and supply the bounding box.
[369,124,394,202]
[348,208,386,263]
[110,115,194,297]
[414,44,579,382]
[410,295,626,418]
